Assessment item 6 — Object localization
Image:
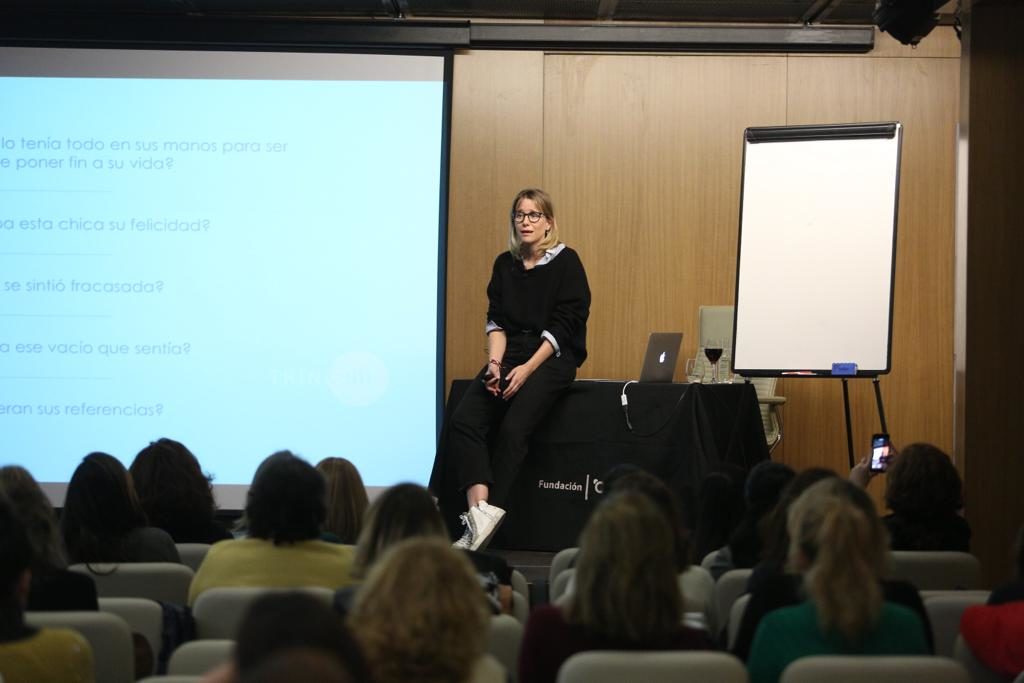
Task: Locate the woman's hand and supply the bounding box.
[484,360,503,397]
[502,363,536,400]
[849,455,879,488]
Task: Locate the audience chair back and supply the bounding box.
[488,614,524,683]
[469,654,507,683]
[175,543,212,572]
[727,593,752,651]
[923,590,991,657]
[712,568,752,638]
[701,550,718,570]
[511,568,529,603]
[549,547,578,587]
[70,562,195,604]
[510,589,529,625]
[167,639,235,676]
[138,677,201,683]
[952,634,1008,683]
[26,609,134,683]
[98,597,164,676]
[780,655,969,683]
[557,650,748,683]
[550,568,575,605]
[192,586,334,639]
[885,551,981,590]
[680,564,715,625]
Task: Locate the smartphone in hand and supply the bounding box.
[870,433,892,472]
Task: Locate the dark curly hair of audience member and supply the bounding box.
[884,443,963,519]
[60,452,149,563]
[316,457,369,545]
[130,438,222,542]
[235,592,370,681]
[245,451,327,545]
[352,483,446,577]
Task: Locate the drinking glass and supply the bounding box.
[685,358,701,383]
[704,339,724,384]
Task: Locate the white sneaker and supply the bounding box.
[467,501,506,551]
[452,512,475,549]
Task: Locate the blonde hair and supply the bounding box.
[349,538,489,683]
[568,491,683,641]
[508,188,560,259]
[787,478,889,643]
[315,457,368,544]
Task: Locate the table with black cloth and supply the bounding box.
[429,380,769,551]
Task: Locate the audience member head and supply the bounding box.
[353,482,446,577]
[568,491,683,642]
[788,478,889,643]
[245,451,326,545]
[130,438,218,537]
[759,467,839,570]
[604,467,691,570]
[61,452,148,563]
[692,467,746,563]
[0,465,67,573]
[350,537,489,683]
[0,492,34,615]
[235,592,369,682]
[728,461,795,567]
[315,457,368,545]
[239,649,354,683]
[885,442,963,519]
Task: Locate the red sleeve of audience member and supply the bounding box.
[960,603,1024,677]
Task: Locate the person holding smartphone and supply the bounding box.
[446,188,591,551]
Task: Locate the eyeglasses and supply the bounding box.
[513,211,546,224]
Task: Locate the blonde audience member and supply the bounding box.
[349,538,491,683]
[316,457,369,545]
[188,451,355,605]
[335,482,511,616]
[518,491,712,683]
[747,478,929,683]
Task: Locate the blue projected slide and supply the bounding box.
[0,48,448,503]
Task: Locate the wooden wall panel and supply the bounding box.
[783,53,959,494]
[542,55,788,380]
[960,0,1024,586]
[445,39,959,511]
[445,51,545,386]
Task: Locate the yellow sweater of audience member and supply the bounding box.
[188,537,356,605]
[0,627,94,683]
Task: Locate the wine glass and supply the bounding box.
[704,339,724,384]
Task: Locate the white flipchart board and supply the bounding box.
[732,122,902,377]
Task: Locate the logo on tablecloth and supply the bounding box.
[537,476,605,500]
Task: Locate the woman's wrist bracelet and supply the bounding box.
[488,359,502,367]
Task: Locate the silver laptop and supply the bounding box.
[639,332,683,383]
